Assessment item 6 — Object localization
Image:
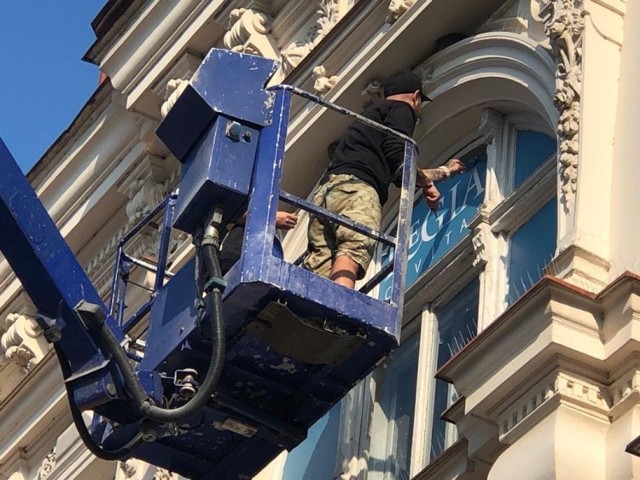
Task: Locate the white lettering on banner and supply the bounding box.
[380,151,487,300]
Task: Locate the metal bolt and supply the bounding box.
[225,121,242,141]
[106,383,117,396]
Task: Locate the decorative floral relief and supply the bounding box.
[281,0,357,75]
[532,0,584,210]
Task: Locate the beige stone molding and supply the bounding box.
[281,0,357,76]
[312,65,340,95]
[532,0,585,211]
[0,313,50,374]
[387,0,417,23]
[223,8,280,59]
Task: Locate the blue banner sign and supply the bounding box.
[379,148,487,301]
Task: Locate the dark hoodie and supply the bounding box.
[324,99,417,206]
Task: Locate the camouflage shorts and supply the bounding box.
[303,174,381,280]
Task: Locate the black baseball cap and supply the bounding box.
[382,70,431,101]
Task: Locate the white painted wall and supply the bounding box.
[610,0,640,275]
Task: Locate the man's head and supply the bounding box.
[382,70,430,112]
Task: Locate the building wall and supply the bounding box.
[0,1,638,479]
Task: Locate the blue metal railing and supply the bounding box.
[108,85,418,333]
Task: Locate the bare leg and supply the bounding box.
[330,255,358,289]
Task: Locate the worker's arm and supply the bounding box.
[416,158,465,187]
[416,159,465,211]
[234,211,298,230]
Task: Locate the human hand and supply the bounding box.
[444,158,465,175]
[422,183,440,211]
[275,211,299,230]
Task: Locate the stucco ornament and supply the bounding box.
[153,468,177,480]
[388,0,417,22]
[223,8,279,59]
[161,78,189,119]
[36,449,56,480]
[532,0,584,210]
[1,313,49,373]
[312,65,339,95]
[360,79,384,107]
[281,0,357,75]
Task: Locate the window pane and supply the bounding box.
[367,332,419,479]
[283,402,341,480]
[431,278,479,461]
[378,146,486,300]
[507,198,557,305]
[514,130,556,189]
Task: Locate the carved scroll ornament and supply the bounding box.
[223,8,279,59]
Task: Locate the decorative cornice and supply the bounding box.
[498,371,609,440]
[532,0,584,211]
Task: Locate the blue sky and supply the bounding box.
[0,2,106,172]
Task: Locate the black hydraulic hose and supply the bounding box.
[95,244,226,424]
[54,344,143,460]
[141,247,225,422]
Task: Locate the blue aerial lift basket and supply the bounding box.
[0,49,417,479]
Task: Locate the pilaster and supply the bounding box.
[532,0,626,292]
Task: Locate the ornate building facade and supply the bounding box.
[1,0,639,479]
